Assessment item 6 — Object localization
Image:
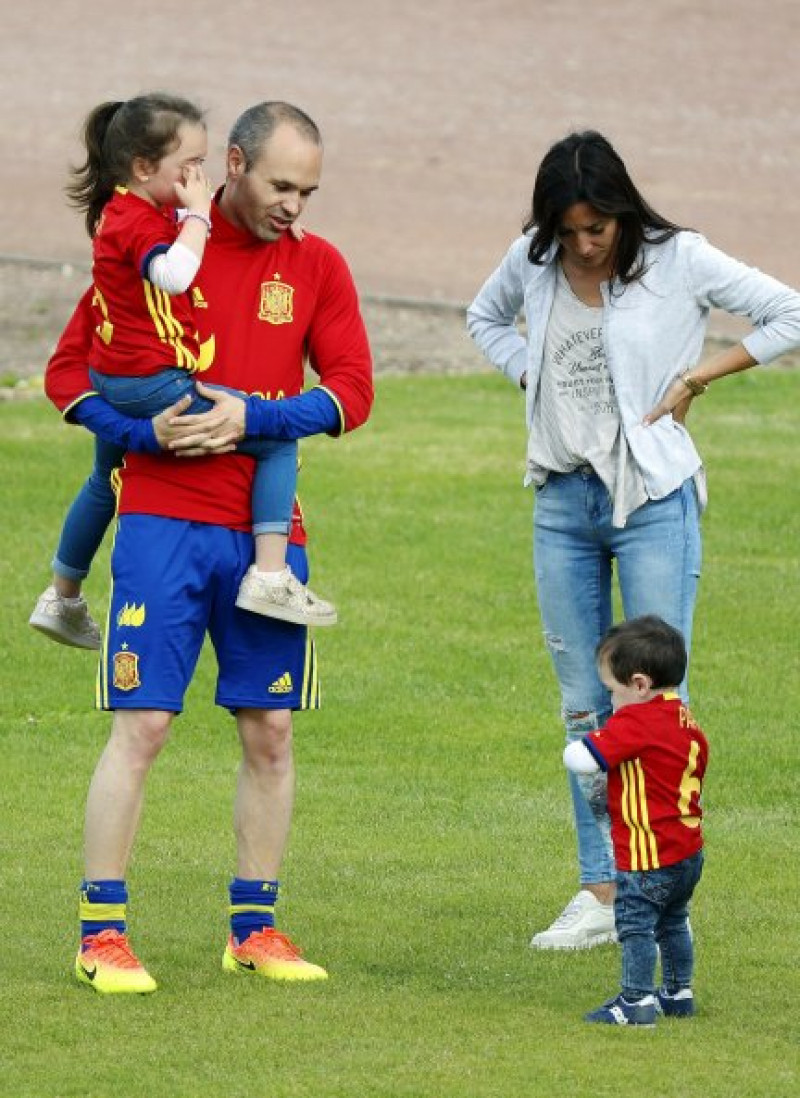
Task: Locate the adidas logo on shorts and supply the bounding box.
[268,672,294,694]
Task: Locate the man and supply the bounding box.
[43,102,373,994]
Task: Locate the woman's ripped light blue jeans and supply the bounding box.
[533,469,702,884]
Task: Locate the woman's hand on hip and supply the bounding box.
[643,380,694,426]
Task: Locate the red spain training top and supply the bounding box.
[584,694,708,871]
[90,188,204,376]
[45,197,374,538]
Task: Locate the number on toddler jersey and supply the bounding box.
[678,739,702,828]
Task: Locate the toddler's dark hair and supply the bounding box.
[596,615,687,688]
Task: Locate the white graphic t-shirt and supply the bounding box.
[527,265,648,526]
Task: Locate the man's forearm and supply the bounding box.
[244,386,341,440]
[73,395,161,453]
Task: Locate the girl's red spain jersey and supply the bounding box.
[90,189,203,376]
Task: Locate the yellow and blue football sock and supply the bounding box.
[79,879,127,947]
[229,878,279,945]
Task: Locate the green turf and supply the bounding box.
[1,369,798,1097]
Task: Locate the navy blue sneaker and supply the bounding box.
[656,987,695,1018]
[585,993,656,1027]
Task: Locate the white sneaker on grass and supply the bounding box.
[529,890,617,950]
[29,585,102,651]
[235,566,337,627]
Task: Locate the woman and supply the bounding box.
[467,130,800,949]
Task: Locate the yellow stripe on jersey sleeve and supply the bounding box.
[316,385,346,434]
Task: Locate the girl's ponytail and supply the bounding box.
[66,100,125,236]
[66,94,206,237]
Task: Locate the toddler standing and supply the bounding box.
[564,615,708,1026]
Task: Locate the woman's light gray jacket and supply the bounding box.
[466,231,800,502]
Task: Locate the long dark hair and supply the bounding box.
[523,131,684,284]
[66,92,206,237]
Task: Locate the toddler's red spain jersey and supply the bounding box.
[584,694,708,871]
[90,188,203,376]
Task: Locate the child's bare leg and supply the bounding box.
[254,533,289,574]
[53,574,83,599]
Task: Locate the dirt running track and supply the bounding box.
[2,1,798,338]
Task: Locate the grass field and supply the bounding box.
[1,370,798,1097]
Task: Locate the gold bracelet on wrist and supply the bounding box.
[680,371,708,397]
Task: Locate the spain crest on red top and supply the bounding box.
[258,274,294,325]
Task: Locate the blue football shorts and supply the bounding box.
[96,514,320,713]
